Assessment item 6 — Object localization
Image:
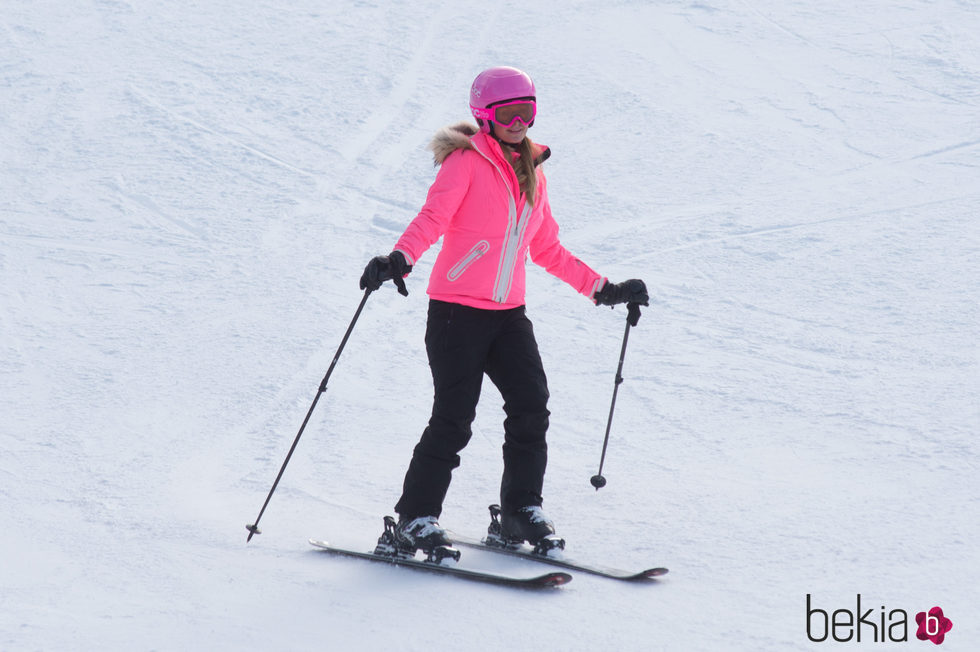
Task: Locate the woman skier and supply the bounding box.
[360,66,648,555]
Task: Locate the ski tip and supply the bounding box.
[641,567,669,578]
[542,572,573,587]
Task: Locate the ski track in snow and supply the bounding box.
[1,1,979,650]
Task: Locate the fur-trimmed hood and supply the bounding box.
[427,121,479,166]
[426,121,551,167]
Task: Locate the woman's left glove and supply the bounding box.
[594,279,649,325]
[359,251,413,296]
[594,279,649,306]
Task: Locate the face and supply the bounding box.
[492,119,528,145]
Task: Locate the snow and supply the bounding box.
[2,1,978,650]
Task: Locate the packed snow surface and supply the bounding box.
[2,1,977,650]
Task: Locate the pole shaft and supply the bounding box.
[246,289,372,542]
[595,317,632,481]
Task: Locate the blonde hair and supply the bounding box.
[504,138,539,205]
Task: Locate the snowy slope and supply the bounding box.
[2,1,978,650]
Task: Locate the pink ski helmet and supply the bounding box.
[469,66,536,133]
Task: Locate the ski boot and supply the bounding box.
[485,504,565,557]
[374,515,460,565]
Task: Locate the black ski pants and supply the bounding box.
[395,300,551,519]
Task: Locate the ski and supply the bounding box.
[447,531,668,581]
[309,539,571,588]
[446,505,668,581]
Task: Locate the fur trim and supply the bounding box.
[428,121,478,166]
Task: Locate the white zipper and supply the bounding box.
[447,240,490,281]
[494,201,532,302]
[471,140,532,303]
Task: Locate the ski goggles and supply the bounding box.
[470,99,537,128]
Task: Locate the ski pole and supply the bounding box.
[591,302,641,490]
[246,288,372,542]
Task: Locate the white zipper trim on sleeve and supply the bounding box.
[471,140,533,304]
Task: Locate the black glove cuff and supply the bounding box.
[389,250,413,275]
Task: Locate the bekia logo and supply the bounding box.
[915,607,953,645]
[806,595,953,645]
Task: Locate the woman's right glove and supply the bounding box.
[594,279,649,325]
[359,251,412,296]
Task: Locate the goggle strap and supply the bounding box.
[471,106,493,120]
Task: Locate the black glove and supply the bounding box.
[359,251,413,296]
[595,279,649,306]
[594,279,649,326]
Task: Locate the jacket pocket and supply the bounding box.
[447,240,490,281]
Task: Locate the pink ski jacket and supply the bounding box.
[394,122,606,310]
